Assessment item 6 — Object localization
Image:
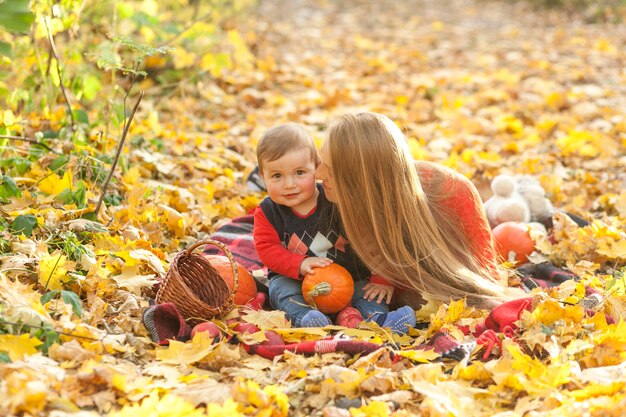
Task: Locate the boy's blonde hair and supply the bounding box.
[257,123,320,175]
[326,112,521,309]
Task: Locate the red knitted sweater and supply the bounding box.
[416,161,499,280]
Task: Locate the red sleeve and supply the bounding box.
[418,162,499,280]
[368,274,394,287]
[253,206,305,280]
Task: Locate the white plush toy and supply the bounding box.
[483,174,554,231]
[484,175,530,229]
[516,175,554,224]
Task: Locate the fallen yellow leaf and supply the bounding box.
[0,334,43,361]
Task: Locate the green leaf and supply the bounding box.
[0,41,13,58]
[81,74,101,101]
[81,211,98,222]
[0,175,22,203]
[49,155,69,173]
[72,109,89,125]
[0,0,35,33]
[111,34,173,57]
[9,157,30,175]
[0,351,11,363]
[10,214,37,236]
[41,290,61,305]
[36,328,60,354]
[61,290,83,317]
[117,2,134,19]
[58,180,86,208]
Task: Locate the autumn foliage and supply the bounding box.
[1,0,626,416]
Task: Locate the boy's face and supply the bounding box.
[261,148,318,215]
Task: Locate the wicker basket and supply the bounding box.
[156,239,239,326]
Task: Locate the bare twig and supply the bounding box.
[122,62,141,130]
[93,90,144,218]
[0,135,60,154]
[44,18,75,129]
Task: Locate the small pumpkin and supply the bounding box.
[302,264,354,314]
[492,221,535,264]
[204,255,257,305]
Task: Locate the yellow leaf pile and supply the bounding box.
[1,0,626,416]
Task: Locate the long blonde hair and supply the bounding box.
[326,112,519,308]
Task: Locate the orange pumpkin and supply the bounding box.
[492,221,535,264]
[302,264,354,314]
[204,255,257,305]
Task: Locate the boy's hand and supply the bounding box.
[299,257,333,276]
[362,283,394,304]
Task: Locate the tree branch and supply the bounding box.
[44,18,75,129]
[93,90,144,218]
[0,135,60,154]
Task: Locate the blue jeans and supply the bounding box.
[268,275,389,327]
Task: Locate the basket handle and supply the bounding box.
[185,239,239,295]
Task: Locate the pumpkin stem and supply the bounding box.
[307,281,332,310]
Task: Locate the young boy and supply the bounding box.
[252,123,416,333]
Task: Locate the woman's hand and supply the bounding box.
[362,283,394,304]
[299,257,333,276]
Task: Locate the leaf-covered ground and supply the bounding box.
[1,0,626,416]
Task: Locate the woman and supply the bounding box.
[315,112,522,310]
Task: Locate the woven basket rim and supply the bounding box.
[155,239,239,323]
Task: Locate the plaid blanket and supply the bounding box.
[144,213,609,361]
[202,215,269,293]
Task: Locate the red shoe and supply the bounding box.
[336,307,363,328]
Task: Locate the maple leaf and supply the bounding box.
[396,349,440,363]
[596,238,626,260]
[242,310,291,329]
[108,391,206,417]
[568,381,625,401]
[349,401,390,417]
[428,298,480,336]
[206,399,245,417]
[587,319,626,367]
[455,362,493,382]
[38,252,75,291]
[0,271,51,328]
[128,249,166,276]
[172,378,233,409]
[156,331,217,365]
[37,170,73,196]
[111,265,157,296]
[273,327,328,342]
[530,298,585,326]
[234,380,289,417]
[491,342,573,395]
[0,334,43,361]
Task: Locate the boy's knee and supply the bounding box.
[269,276,304,308]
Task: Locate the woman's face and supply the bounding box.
[315,142,336,202]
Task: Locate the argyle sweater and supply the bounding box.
[253,184,390,285]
